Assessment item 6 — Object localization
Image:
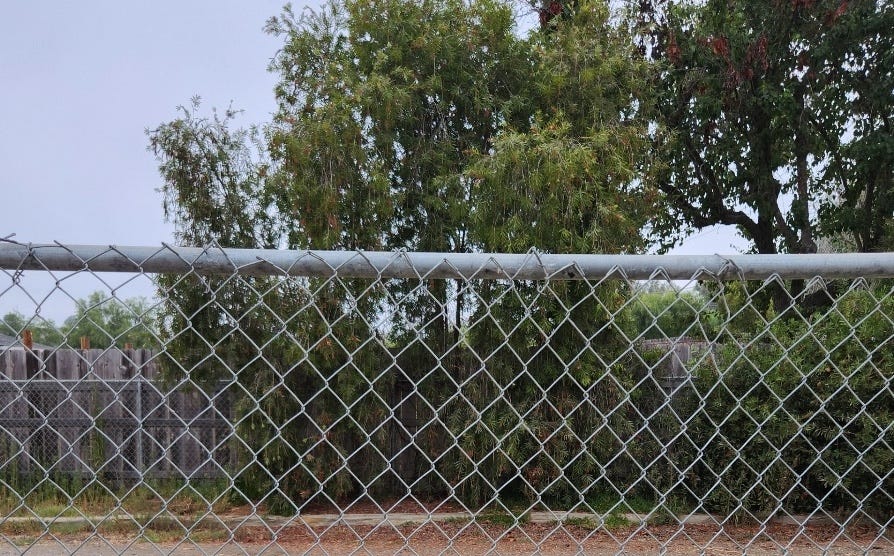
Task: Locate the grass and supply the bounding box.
[563,513,633,531]
[585,490,656,514]
[0,475,237,544]
[0,478,697,543]
[477,509,530,527]
[646,495,694,525]
[0,515,231,544]
[1,477,233,521]
[602,512,633,529]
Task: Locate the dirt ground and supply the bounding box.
[4,519,892,555]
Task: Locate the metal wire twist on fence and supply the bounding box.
[0,242,892,555]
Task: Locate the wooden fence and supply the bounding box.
[639,337,716,393]
[0,347,234,483]
[0,339,707,487]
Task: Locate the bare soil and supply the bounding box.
[5,517,892,555]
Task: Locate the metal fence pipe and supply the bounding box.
[2,243,894,280]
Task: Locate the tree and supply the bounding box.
[265,0,534,349]
[471,0,652,253]
[1,311,64,348]
[149,99,321,511]
[150,99,269,249]
[62,292,159,349]
[150,0,654,510]
[459,0,656,505]
[638,0,893,255]
[148,100,276,382]
[815,1,894,253]
[2,293,158,350]
[619,284,720,341]
[262,0,535,505]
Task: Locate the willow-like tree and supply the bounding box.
[148,103,325,511]
[151,0,654,510]
[459,1,655,506]
[148,101,282,387]
[265,0,533,352]
[260,0,536,505]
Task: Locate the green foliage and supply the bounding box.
[147,99,338,512]
[814,1,894,253]
[443,0,653,508]
[149,98,269,249]
[619,284,720,340]
[2,292,158,350]
[62,292,159,349]
[471,0,652,253]
[676,287,893,519]
[1,311,64,348]
[266,0,531,253]
[639,0,893,254]
[262,0,535,509]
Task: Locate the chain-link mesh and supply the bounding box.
[0,242,892,555]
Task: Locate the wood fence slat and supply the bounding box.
[0,348,232,486]
[0,351,25,480]
[8,350,32,477]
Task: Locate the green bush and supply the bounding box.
[677,288,893,520]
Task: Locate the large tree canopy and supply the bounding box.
[639,0,893,254]
[148,0,653,508]
[472,1,652,253]
[261,0,650,255]
[264,0,532,253]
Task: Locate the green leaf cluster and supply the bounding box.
[672,287,893,519]
[640,0,893,255]
[2,292,158,350]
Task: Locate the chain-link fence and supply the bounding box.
[0,242,892,555]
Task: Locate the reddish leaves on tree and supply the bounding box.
[667,31,681,65]
[707,36,730,59]
[745,35,770,73]
[825,0,848,25]
[538,0,563,28]
[791,0,848,26]
[696,33,771,90]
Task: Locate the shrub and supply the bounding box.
[677,288,893,520]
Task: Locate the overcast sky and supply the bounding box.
[2,1,292,245]
[1,1,745,324]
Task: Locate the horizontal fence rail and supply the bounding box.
[3,242,894,279]
[0,242,892,555]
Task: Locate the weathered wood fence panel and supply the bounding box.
[0,339,705,486]
[0,348,233,483]
[640,337,717,393]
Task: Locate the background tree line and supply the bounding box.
[1,292,158,349]
[140,0,891,516]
